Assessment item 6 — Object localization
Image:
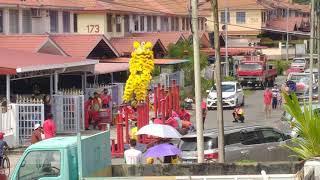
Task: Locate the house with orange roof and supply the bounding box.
[0,0,84,34]
[199,0,310,38]
[74,0,206,37]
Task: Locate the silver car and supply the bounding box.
[178,126,295,163]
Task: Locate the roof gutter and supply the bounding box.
[16,60,99,73]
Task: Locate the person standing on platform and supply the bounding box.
[43,113,56,139]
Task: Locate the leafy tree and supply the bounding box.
[283,93,320,160]
[167,40,209,97]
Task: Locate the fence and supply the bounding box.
[152,71,185,89]
[175,174,296,180]
[51,95,84,133]
[14,103,44,146]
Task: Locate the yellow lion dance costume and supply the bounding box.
[123,41,154,103]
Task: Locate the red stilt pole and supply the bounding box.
[169,86,173,115]
[157,83,161,117]
[154,86,158,118]
[111,139,115,156]
[124,106,129,144]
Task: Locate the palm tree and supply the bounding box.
[283,93,320,160]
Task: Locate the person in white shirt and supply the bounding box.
[124,139,142,165]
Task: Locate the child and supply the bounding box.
[0,132,8,168]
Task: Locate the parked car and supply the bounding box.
[297,86,319,102]
[279,103,320,137]
[206,81,244,109]
[287,72,316,95]
[178,126,294,163]
[291,57,307,70]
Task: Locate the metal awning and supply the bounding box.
[93,63,129,75]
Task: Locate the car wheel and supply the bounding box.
[241,96,245,106]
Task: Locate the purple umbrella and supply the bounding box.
[144,143,181,157]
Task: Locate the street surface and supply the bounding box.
[7,77,287,174]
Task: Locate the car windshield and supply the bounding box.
[299,77,310,84]
[211,84,235,92]
[293,59,305,63]
[180,137,217,151]
[239,63,262,70]
[289,74,309,82]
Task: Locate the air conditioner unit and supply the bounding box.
[31,8,41,18]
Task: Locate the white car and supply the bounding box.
[291,58,307,70]
[206,81,244,109]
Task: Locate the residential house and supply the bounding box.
[200,0,310,38]
[0,0,84,35]
[74,0,207,38]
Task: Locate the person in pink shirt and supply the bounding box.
[263,88,273,119]
[43,113,57,139]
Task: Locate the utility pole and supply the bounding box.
[224,8,229,76]
[317,1,320,103]
[309,0,315,106]
[191,0,204,163]
[210,0,225,163]
[286,7,289,61]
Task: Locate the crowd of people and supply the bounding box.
[84,89,112,130]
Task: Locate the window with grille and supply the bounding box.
[0,10,4,33]
[186,17,190,30]
[147,16,151,32]
[133,15,139,31]
[63,12,70,32]
[220,11,230,23]
[140,16,144,31]
[182,17,186,31]
[152,16,157,31]
[161,17,169,31]
[175,17,179,31]
[124,15,129,32]
[236,12,246,24]
[22,9,32,33]
[116,15,121,32]
[49,10,58,33]
[107,13,112,32]
[9,9,19,34]
[171,17,175,31]
[73,14,78,32]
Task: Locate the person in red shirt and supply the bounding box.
[179,105,191,122]
[43,113,56,139]
[201,101,207,126]
[165,117,179,129]
[101,89,111,108]
[263,88,273,119]
[84,97,93,130]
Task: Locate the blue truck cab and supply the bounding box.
[11,131,112,180]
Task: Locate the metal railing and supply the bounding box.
[175,174,296,180]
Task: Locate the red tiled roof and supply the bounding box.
[0,48,90,74]
[101,58,189,65]
[77,0,155,13]
[49,34,118,58]
[130,32,185,49]
[182,31,210,47]
[110,36,162,55]
[199,0,269,11]
[266,17,308,32]
[0,35,49,53]
[0,0,83,8]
